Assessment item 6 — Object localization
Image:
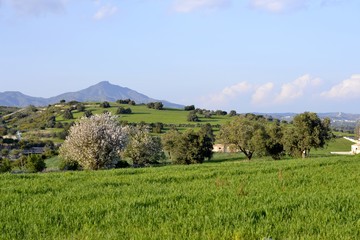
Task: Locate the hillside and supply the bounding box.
[0,81,183,109]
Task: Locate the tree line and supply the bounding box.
[54,111,334,171]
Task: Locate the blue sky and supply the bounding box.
[0,0,359,113]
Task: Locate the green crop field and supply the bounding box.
[1,154,360,239]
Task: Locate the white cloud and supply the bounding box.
[93,4,118,20]
[321,75,360,99]
[249,0,308,13]
[275,74,322,103]
[207,81,252,104]
[251,82,274,104]
[173,0,230,13]
[7,0,67,16]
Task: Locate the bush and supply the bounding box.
[59,159,81,171]
[24,154,46,173]
[0,158,12,173]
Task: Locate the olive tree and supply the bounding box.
[219,115,267,160]
[59,113,129,170]
[123,126,164,166]
[282,112,333,158]
[162,129,214,164]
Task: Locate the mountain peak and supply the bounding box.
[0,82,184,108]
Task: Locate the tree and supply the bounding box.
[184,105,195,111]
[147,102,163,110]
[123,126,165,166]
[228,110,237,117]
[83,110,93,118]
[100,101,111,108]
[162,129,214,164]
[219,115,267,160]
[116,107,132,114]
[187,111,200,122]
[59,113,129,170]
[264,122,284,160]
[355,122,360,140]
[282,112,333,158]
[76,103,85,112]
[63,109,73,120]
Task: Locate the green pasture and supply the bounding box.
[58,103,231,126]
[2,154,360,239]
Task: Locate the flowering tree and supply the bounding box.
[123,126,164,165]
[59,113,129,170]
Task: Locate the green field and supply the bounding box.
[1,154,360,239]
[57,103,230,126]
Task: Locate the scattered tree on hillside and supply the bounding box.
[116,107,132,114]
[123,126,165,166]
[63,109,73,120]
[117,99,136,105]
[83,110,93,118]
[282,112,333,158]
[100,101,111,108]
[184,105,195,111]
[147,102,163,110]
[228,110,237,117]
[76,103,85,112]
[59,113,129,170]
[187,111,200,122]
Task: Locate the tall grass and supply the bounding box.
[1,155,360,239]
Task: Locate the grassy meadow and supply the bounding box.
[1,153,360,239]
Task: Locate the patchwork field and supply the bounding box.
[1,153,360,239]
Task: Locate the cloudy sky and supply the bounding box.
[1,0,359,113]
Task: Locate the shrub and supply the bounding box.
[24,154,46,173]
[0,158,12,173]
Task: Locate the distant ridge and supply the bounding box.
[0,81,184,108]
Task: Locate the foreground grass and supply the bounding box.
[1,155,360,239]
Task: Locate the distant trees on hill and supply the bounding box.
[116,99,136,105]
[147,102,163,110]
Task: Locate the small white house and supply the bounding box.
[213,144,238,153]
[351,144,360,155]
[331,137,360,155]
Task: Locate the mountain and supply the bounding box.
[0,81,184,108]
